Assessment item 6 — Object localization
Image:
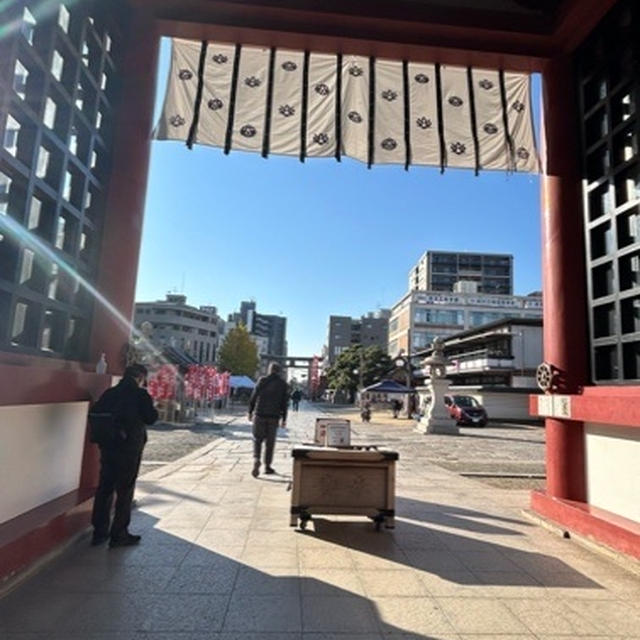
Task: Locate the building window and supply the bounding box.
[51,50,64,82]
[414,308,463,325]
[54,216,66,249]
[35,146,50,178]
[412,331,437,349]
[62,171,72,200]
[21,7,36,45]
[3,116,20,157]
[11,302,28,344]
[0,172,11,214]
[27,197,42,230]
[58,4,70,32]
[43,97,57,129]
[68,126,78,155]
[470,311,510,326]
[19,248,35,285]
[13,60,29,100]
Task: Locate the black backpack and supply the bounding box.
[88,393,125,446]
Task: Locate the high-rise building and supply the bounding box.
[229,300,287,357]
[408,251,514,295]
[327,310,391,364]
[134,294,224,363]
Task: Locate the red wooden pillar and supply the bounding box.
[540,56,589,502]
[88,9,160,373]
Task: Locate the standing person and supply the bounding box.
[90,364,158,547]
[248,362,288,477]
[391,398,402,419]
[291,388,302,412]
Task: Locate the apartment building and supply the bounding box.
[408,251,513,295]
[327,309,391,364]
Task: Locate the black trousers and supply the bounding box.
[252,416,279,466]
[91,445,143,540]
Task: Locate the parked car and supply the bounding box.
[444,394,488,427]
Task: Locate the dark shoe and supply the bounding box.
[251,460,260,478]
[91,534,109,546]
[264,467,276,475]
[109,533,141,548]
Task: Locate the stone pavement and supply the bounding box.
[2,403,639,639]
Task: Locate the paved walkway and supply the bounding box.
[2,404,639,639]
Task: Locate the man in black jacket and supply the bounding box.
[248,362,288,477]
[90,364,158,547]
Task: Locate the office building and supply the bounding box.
[228,300,287,357]
[408,251,514,295]
[388,290,542,356]
[327,309,391,364]
[134,294,224,363]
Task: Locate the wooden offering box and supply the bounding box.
[290,446,398,530]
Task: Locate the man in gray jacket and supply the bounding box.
[248,362,289,477]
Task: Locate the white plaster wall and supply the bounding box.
[585,423,640,523]
[0,401,89,524]
[461,391,534,421]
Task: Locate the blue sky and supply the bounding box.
[135,39,541,357]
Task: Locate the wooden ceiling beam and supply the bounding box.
[131,0,622,72]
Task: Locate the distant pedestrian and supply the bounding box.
[291,388,302,412]
[90,364,158,547]
[391,398,402,419]
[248,363,288,477]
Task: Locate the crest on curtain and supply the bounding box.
[155,39,539,173]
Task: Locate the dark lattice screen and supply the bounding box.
[0,1,122,360]
[577,0,640,383]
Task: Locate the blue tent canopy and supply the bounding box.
[362,379,414,394]
[229,375,256,389]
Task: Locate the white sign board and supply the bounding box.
[537,394,572,419]
[314,418,351,447]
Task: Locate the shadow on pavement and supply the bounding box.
[308,515,603,589]
[458,432,544,445]
[0,510,459,638]
[396,496,531,532]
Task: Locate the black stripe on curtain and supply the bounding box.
[368,56,376,169]
[262,47,276,158]
[435,63,446,173]
[300,50,310,163]
[499,70,516,171]
[224,44,242,155]
[466,67,480,176]
[335,53,342,162]
[402,59,411,171]
[186,41,208,149]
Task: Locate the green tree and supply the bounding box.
[326,344,392,401]
[217,324,259,376]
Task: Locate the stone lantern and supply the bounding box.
[416,337,458,435]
